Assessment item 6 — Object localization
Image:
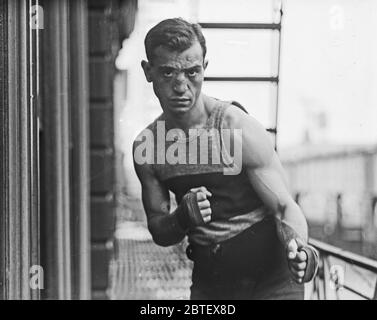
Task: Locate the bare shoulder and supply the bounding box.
[222,103,266,134]
[223,103,275,168]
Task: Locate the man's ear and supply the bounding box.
[141,60,153,82]
[203,59,209,70]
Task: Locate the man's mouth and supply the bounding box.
[170,98,190,102]
[170,98,191,107]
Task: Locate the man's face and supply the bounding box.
[142,41,208,116]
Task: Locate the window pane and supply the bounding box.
[202,81,277,128]
[203,29,280,77]
[197,0,282,23]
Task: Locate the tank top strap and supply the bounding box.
[206,100,231,131]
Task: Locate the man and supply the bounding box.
[133,18,318,300]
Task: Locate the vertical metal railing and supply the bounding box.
[308,238,377,300]
[294,190,377,299]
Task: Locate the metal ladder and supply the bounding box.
[199,1,283,151]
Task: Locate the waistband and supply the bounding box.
[187,205,267,246]
[186,216,286,280]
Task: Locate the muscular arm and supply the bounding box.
[133,144,187,247]
[223,105,308,248]
[133,141,212,247]
[247,152,308,245]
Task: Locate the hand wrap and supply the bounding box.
[175,191,205,230]
[301,245,319,283]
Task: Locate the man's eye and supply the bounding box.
[163,71,173,77]
[187,70,198,77]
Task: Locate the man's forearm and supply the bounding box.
[274,201,308,248]
[147,191,206,247]
[148,211,187,247]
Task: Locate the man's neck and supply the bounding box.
[163,95,213,132]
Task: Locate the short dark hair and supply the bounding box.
[144,18,207,63]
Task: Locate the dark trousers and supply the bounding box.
[187,217,304,300]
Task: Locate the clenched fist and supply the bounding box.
[189,186,212,224]
[287,238,319,283]
[175,186,212,230]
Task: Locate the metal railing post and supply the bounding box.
[310,238,377,299]
[294,192,301,205]
[373,280,377,300]
[336,193,343,240]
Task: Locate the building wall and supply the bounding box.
[88,0,137,300]
[282,146,377,251]
[88,0,116,299]
[283,147,377,195]
[0,0,137,300]
[0,0,40,300]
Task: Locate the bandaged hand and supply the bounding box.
[287,238,319,284]
[175,186,212,230]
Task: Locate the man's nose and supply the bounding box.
[173,73,188,93]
